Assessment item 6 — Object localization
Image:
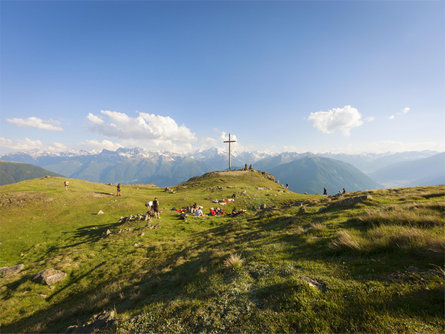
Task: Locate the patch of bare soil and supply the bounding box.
[0,192,45,208]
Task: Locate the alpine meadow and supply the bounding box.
[0,171,444,332]
[1,1,444,333]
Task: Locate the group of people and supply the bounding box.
[145,197,160,219]
[173,202,246,218]
[323,187,346,195]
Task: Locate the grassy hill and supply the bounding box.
[0,171,444,333]
[269,156,381,194]
[0,161,61,186]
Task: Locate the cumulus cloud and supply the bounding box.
[6,117,63,131]
[87,113,104,125]
[0,137,43,151]
[0,138,72,155]
[389,107,410,120]
[308,105,365,136]
[87,110,196,142]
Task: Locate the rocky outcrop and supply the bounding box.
[66,310,117,333]
[33,268,67,285]
[0,264,24,277]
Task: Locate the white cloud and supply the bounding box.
[308,105,365,136]
[87,113,104,125]
[388,107,410,120]
[85,110,197,153]
[79,139,124,153]
[401,107,410,115]
[47,142,68,153]
[87,110,196,142]
[6,117,63,131]
[0,137,44,151]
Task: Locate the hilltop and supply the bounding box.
[0,161,62,186]
[0,171,444,333]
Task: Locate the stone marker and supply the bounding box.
[33,268,67,285]
[0,264,24,277]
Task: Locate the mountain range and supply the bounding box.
[370,152,445,187]
[0,148,443,191]
[269,156,381,194]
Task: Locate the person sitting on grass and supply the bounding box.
[191,202,198,213]
[231,207,246,216]
[194,208,204,216]
[209,208,216,216]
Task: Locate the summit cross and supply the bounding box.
[223,133,236,171]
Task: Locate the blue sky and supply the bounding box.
[0,0,444,155]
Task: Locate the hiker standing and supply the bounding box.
[342,188,346,194]
[153,197,160,219]
[323,187,327,195]
[64,181,69,190]
[116,183,121,196]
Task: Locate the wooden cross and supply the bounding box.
[223,133,236,171]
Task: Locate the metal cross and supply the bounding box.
[223,133,236,171]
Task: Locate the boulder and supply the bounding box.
[300,276,326,292]
[33,269,67,285]
[328,195,372,209]
[260,203,267,209]
[0,264,24,277]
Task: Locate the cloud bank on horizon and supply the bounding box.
[0,105,442,156]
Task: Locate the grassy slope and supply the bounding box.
[0,172,444,333]
[0,161,61,186]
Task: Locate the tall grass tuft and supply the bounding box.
[356,203,444,228]
[309,222,324,232]
[224,254,244,270]
[366,225,445,260]
[330,230,361,251]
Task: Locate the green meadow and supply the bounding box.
[0,171,444,333]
